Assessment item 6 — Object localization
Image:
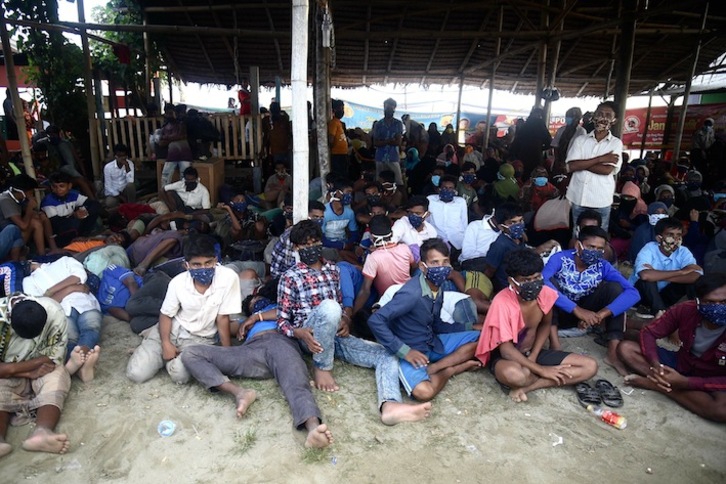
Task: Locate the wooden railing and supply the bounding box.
[94,114,263,165]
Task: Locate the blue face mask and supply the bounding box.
[714,193,726,202]
[340,193,353,206]
[533,176,548,187]
[697,300,726,326]
[408,213,424,229]
[189,267,215,286]
[424,264,452,287]
[505,222,525,240]
[231,202,247,212]
[312,217,325,227]
[462,174,476,185]
[252,297,272,314]
[579,243,604,266]
[439,188,455,202]
[431,175,441,187]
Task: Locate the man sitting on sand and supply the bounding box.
[126,235,240,384]
[475,249,598,402]
[617,273,726,422]
[0,295,71,457]
[278,220,432,424]
[181,290,334,449]
[367,238,481,402]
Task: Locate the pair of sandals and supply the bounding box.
[576,379,623,408]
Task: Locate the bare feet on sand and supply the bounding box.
[65,346,85,376]
[304,424,334,449]
[22,428,70,454]
[381,401,433,426]
[234,389,257,418]
[603,355,629,377]
[312,368,339,392]
[624,374,659,391]
[0,440,12,458]
[509,388,529,403]
[78,345,101,383]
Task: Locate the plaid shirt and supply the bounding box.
[270,227,296,278]
[277,261,342,337]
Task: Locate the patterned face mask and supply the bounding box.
[659,235,682,254]
[697,299,726,326]
[578,242,604,266]
[592,115,613,132]
[504,222,525,240]
[511,278,544,301]
[298,244,323,266]
[408,213,425,229]
[189,267,215,285]
[439,188,455,203]
[252,297,272,314]
[423,263,452,287]
[462,174,476,185]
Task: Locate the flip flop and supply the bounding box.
[595,379,624,408]
[575,382,601,407]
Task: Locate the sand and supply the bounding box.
[2,315,725,484]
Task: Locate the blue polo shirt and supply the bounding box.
[323,203,358,247]
[629,241,700,291]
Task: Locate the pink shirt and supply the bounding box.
[475,285,558,365]
[362,243,414,296]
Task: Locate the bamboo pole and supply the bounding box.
[612,0,637,138]
[291,0,310,222]
[0,6,34,177]
[455,75,464,145]
[143,14,152,107]
[315,1,331,190]
[639,88,654,159]
[484,5,504,151]
[672,2,709,164]
[535,1,549,108]
[250,66,262,193]
[77,0,101,179]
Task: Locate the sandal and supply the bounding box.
[575,382,601,407]
[595,379,624,408]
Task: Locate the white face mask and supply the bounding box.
[649,213,668,226]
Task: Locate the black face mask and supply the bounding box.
[367,195,381,205]
[298,245,323,266]
[514,278,544,301]
[185,181,198,191]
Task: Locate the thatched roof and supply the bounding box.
[138,0,726,97]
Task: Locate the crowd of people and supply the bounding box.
[0,95,725,461]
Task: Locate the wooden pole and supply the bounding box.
[143,14,152,107]
[612,0,637,138]
[543,10,564,123]
[484,5,504,151]
[291,0,310,222]
[639,88,654,159]
[93,68,108,158]
[249,66,262,193]
[672,2,709,163]
[168,70,173,104]
[77,0,101,179]
[455,75,464,145]
[0,7,34,177]
[535,1,549,108]
[315,1,331,189]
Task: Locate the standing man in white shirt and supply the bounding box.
[103,143,136,210]
[426,175,468,265]
[565,101,623,231]
[160,166,211,212]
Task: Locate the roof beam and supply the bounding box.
[509,3,538,32]
[422,2,454,84]
[384,7,409,84]
[144,3,290,13]
[176,0,220,84]
[457,10,496,73]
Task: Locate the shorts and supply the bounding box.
[464,270,493,299]
[0,365,70,423]
[399,331,479,396]
[489,348,571,373]
[657,347,678,369]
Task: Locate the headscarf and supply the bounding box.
[654,184,674,199]
[647,201,667,215]
[621,181,647,216]
[436,144,458,165]
[405,147,421,171]
[493,163,519,200]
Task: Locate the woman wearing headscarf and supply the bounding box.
[436,143,458,166]
[609,181,648,259]
[427,122,442,156]
[654,184,678,217]
[492,163,520,203]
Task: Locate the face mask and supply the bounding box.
[511,278,544,301]
[697,299,726,326]
[648,213,667,226]
[714,193,726,202]
[372,232,392,248]
[439,188,455,202]
[284,210,293,220]
[661,198,674,208]
[311,217,325,227]
[367,194,381,205]
[676,165,689,174]
[533,176,548,187]
[578,243,604,266]
[277,172,288,179]
[408,213,425,229]
[431,175,441,187]
[462,174,476,185]
[593,115,613,132]
[384,108,395,117]
[7,188,23,205]
[423,263,452,287]
[505,222,525,240]
[298,244,323,266]
[185,181,198,191]
[619,198,637,214]
[659,235,682,254]
[252,297,272,314]
[340,193,353,206]
[189,267,215,285]
[382,182,396,193]
[687,181,701,191]
[496,172,506,181]
[231,201,247,212]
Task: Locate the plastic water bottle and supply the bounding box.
[586,405,627,430]
[157,420,176,437]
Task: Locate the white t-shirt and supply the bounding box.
[164,180,211,210]
[461,215,500,261]
[160,265,241,338]
[104,159,135,197]
[565,130,623,208]
[391,216,438,247]
[22,257,101,315]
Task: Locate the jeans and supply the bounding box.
[300,299,403,408]
[161,160,191,186]
[65,308,103,357]
[571,203,611,236]
[0,224,23,259]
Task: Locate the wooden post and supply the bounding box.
[143,14,152,105]
[612,0,637,138]
[153,77,161,108]
[0,6,34,177]
[291,0,310,222]
[168,69,173,104]
[249,66,262,193]
[93,68,108,158]
[639,88,654,159]
[77,0,101,179]
[315,1,331,189]
[672,2,709,163]
[455,75,464,144]
[535,2,549,108]
[543,14,564,124]
[484,5,504,151]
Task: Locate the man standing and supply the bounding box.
[328,100,349,178]
[372,98,404,185]
[565,101,623,230]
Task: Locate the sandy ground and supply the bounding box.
[2,315,725,484]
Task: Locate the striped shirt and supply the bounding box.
[41,190,88,219]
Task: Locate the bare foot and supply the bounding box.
[624,374,660,391]
[0,440,12,458]
[509,387,528,403]
[78,345,101,383]
[313,368,339,392]
[234,389,257,418]
[22,428,70,454]
[450,359,482,376]
[65,346,85,376]
[604,355,630,377]
[304,424,334,449]
[380,401,432,426]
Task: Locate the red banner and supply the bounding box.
[621,104,726,150]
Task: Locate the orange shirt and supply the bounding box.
[328,118,348,155]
